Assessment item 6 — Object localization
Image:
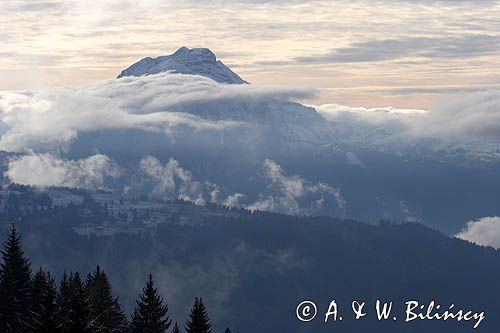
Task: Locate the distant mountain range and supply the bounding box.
[117,47,500,166]
[1,47,500,332]
[1,47,500,236]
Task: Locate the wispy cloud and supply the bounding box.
[456,216,500,249]
[296,35,500,64]
[5,153,121,188]
[139,156,215,205]
[411,90,500,140]
[249,159,346,215]
[222,193,246,207]
[0,72,313,152]
[139,156,246,207]
[139,156,348,214]
[317,89,500,141]
[2,0,500,107]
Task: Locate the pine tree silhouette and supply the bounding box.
[55,271,73,331]
[67,272,90,333]
[0,228,227,333]
[185,298,212,333]
[30,268,48,317]
[86,266,127,332]
[130,274,171,333]
[29,269,59,332]
[0,225,33,332]
[224,328,231,333]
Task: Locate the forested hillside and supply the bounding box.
[0,190,498,332]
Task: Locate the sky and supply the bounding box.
[2,0,500,108]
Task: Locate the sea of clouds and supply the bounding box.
[316,89,500,142]
[2,72,500,221]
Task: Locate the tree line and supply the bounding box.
[0,225,232,333]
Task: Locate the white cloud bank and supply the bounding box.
[139,156,345,214]
[455,216,500,249]
[139,156,245,206]
[414,91,500,140]
[0,72,315,152]
[140,156,213,205]
[249,159,346,215]
[223,193,246,208]
[5,153,121,188]
[317,90,500,142]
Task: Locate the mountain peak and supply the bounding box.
[172,46,216,62]
[117,47,247,84]
[173,46,190,55]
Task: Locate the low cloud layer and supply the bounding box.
[249,159,346,215]
[317,90,500,143]
[140,156,217,205]
[139,156,248,207]
[139,156,346,215]
[455,216,500,249]
[5,153,121,188]
[222,193,246,208]
[413,90,500,140]
[0,72,314,152]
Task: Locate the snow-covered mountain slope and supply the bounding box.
[117,47,500,165]
[115,48,332,150]
[165,97,334,148]
[117,46,247,84]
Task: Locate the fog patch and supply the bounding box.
[249,159,346,215]
[456,216,500,249]
[5,153,121,188]
[0,72,314,152]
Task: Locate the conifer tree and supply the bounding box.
[185,298,212,333]
[130,274,171,333]
[171,322,180,333]
[55,272,73,332]
[85,266,127,332]
[0,225,33,332]
[31,269,48,313]
[224,328,231,333]
[67,272,90,333]
[29,270,59,332]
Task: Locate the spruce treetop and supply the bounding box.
[130,274,171,333]
[185,297,212,333]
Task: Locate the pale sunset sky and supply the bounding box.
[2,0,500,108]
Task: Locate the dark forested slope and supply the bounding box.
[0,197,497,332]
